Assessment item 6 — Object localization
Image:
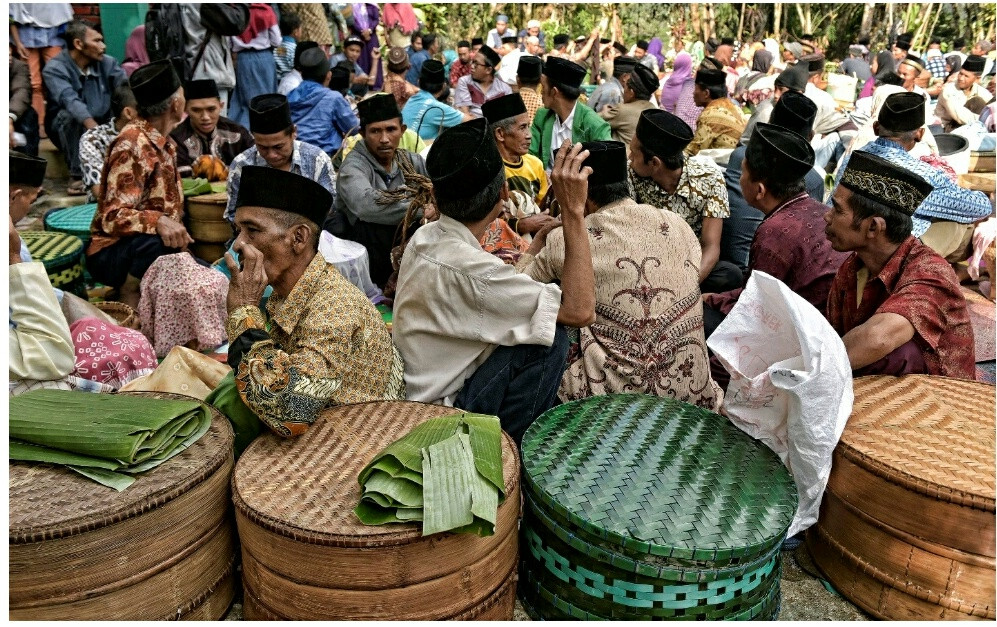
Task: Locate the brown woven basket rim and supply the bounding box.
[10,392,232,544]
[230,401,521,547]
[186,192,229,204]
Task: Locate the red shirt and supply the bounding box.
[826,236,976,379]
[449,58,472,87]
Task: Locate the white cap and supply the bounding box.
[527,20,541,29]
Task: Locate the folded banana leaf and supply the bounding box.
[181,177,213,197]
[9,390,212,491]
[355,413,504,537]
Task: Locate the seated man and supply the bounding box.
[825,151,975,379]
[288,48,359,156]
[587,56,636,113]
[937,55,992,131]
[334,94,429,287]
[330,35,375,96]
[402,59,472,142]
[87,60,192,309]
[600,63,659,149]
[226,94,335,224]
[42,20,126,196]
[830,92,992,265]
[686,63,745,156]
[211,165,404,452]
[629,109,743,294]
[704,123,848,337]
[393,121,596,443]
[170,79,254,179]
[531,57,612,170]
[9,42,39,157]
[739,61,809,142]
[454,44,512,119]
[79,85,137,203]
[519,140,722,410]
[800,54,856,169]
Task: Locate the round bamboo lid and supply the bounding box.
[232,401,520,547]
[840,376,996,510]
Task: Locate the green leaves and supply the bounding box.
[355,413,505,537]
[181,177,213,197]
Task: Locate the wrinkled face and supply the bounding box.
[75,28,106,62]
[957,68,979,90]
[628,135,653,178]
[362,118,404,164]
[186,97,221,135]
[897,63,918,90]
[10,185,40,223]
[824,186,865,252]
[233,206,294,283]
[254,128,296,170]
[457,46,471,63]
[344,44,362,63]
[498,112,531,157]
[471,53,493,81]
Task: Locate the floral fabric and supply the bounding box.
[383,71,420,110]
[686,97,746,156]
[628,157,730,238]
[69,317,157,389]
[479,218,528,264]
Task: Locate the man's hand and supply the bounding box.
[517,211,558,235]
[10,215,23,265]
[550,140,592,223]
[83,117,98,131]
[156,215,194,250]
[9,118,16,147]
[525,219,562,256]
[224,243,269,313]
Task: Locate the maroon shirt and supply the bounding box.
[826,236,976,380]
[706,193,848,316]
[449,58,472,87]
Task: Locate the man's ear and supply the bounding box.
[754,180,768,203]
[867,216,887,238]
[914,127,925,142]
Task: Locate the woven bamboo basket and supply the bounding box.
[94,301,139,329]
[808,375,996,621]
[518,394,797,621]
[192,242,228,264]
[9,392,237,620]
[189,219,234,244]
[186,191,229,221]
[232,401,521,621]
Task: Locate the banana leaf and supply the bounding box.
[9,390,212,491]
[181,177,213,197]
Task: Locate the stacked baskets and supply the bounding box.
[187,192,233,263]
[232,401,520,620]
[808,375,996,620]
[519,394,797,620]
[9,393,237,620]
[20,230,87,298]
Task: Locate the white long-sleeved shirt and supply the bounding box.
[9,262,75,383]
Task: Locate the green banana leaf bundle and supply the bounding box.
[9,390,212,491]
[355,413,505,537]
[181,177,213,197]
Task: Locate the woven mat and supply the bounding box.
[963,286,996,361]
[521,394,796,560]
[232,401,519,545]
[9,392,233,543]
[841,376,996,507]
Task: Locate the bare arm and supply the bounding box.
[841,312,915,370]
[698,216,723,283]
[550,141,596,327]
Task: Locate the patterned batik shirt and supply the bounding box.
[79,119,118,203]
[628,157,730,239]
[519,86,543,125]
[383,71,421,110]
[225,140,335,222]
[449,58,472,87]
[170,116,255,178]
[89,119,184,256]
[226,253,405,437]
[686,97,746,156]
[520,198,722,410]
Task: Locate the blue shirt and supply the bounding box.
[287,80,359,155]
[273,36,297,80]
[402,90,465,141]
[41,49,126,125]
[406,50,431,84]
[832,137,993,237]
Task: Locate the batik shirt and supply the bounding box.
[628,157,730,238]
[89,119,184,256]
[826,236,976,380]
[225,140,335,222]
[449,58,472,87]
[519,85,543,124]
[226,253,405,437]
[170,116,254,178]
[383,71,420,110]
[79,118,118,203]
[686,97,746,155]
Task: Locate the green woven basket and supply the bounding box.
[20,231,87,298]
[43,203,97,244]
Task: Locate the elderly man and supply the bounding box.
[209,166,404,452]
[334,94,429,287]
[498,35,539,87]
[588,56,637,113]
[897,54,928,95]
[42,19,126,196]
[454,45,512,119]
[288,48,359,155]
[520,140,721,409]
[531,57,612,170]
[518,19,546,51]
[831,92,992,264]
[686,63,745,156]
[629,109,742,294]
[170,79,254,179]
[600,63,659,148]
[937,55,993,131]
[402,60,472,142]
[226,94,335,224]
[824,152,975,379]
[86,60,189,309]
[393,120,595,443]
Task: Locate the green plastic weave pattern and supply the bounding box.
[521,394,797,561]
[21,231,87,297]
[43,203,97,244]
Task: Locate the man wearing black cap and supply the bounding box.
[629,109,742,294]
[892,32,913,63]
[600,63,659,148]
[449,40,473,87]
[800,53,855,169]
[687,62,746,155]
[519,140,721,409]
[406,33,439,84]
[705,123,848,338]
[170,79,254,179]
[402,59,473,141]
[633,39,658,72]
[550,33,571,57]
[9,152,50,264]
[824,151,975,379]
[225,94,335,225]
[497,34,536,87]
[588,56,637,113]
[393,125,595,443]
[454,44,512,118]
[335,93,430,287]
[212,165,403,449]
[531,57,612,170]
[470,37,484,54]
[831,92,991,263]
[331,35,376,95]
[87,59,190,309]
[516,55,544,123]
[288,47,360,155]
[937,54,993,131]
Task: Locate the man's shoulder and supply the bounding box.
[685,155,725,178]
[521,153,544,171]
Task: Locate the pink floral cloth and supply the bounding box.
[69,318,158,389]
[139,253,229,358]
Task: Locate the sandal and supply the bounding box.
[67,180,87,196]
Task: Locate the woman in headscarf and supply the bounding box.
[647,37,666,72]
[121,25,149,77]
[859,51,896,99]
[660,51,702,130]
[734,49,774,110]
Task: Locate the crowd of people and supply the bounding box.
[9,3,997,450]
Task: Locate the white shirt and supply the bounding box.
[497,49,530,86]
[549,105,576,168]
[392,214,562,405]
[277,69,302,96]
[937,81,993,128]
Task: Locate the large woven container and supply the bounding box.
[808,375,996,620]
[519,394,797,620]
[232,401,521,620]
[44,202,98,245]
[21,230,87,298]
[9,392,237,620]
[187,192,233,244]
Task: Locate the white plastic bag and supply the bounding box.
[318,231,385,304]
[707,271,853,537]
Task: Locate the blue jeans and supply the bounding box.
[455,324,569,445]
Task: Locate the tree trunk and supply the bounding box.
[859,2,875,37]
[737,2,746,41]
[690,3,703,42]
[773,2,782,36]
[793,3,806,35]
